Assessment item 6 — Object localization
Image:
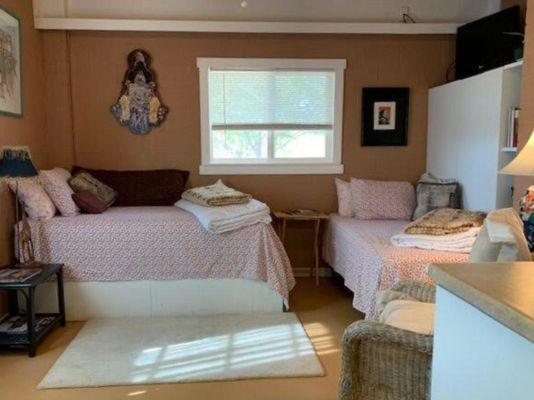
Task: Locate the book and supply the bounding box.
[507,107,520,148]
[0,268,41,284]
[0,315,56,335]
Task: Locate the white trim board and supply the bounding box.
[35,18,459,34]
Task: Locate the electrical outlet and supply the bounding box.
[400,6,410,16]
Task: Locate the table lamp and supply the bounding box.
[500,130,534,251]
[0,146,40,266]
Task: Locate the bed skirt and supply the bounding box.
[29,279,284,321]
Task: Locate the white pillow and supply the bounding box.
[8,178,56,220]
[379,299,435,335]
[40,167,80,217]
[335,178,353,217]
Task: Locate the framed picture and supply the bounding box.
[0,5,22,118]
[361,88,409,146]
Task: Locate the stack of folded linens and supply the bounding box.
[176,180,271,234]
[391,208,486,253]
[182,179,251,206]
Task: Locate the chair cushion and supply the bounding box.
[71,166,189,207]
[379,300,435,335]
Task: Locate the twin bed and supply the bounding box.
[323,214,468,317]
[28,207,295,320]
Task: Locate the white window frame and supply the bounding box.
[197,57,346,175]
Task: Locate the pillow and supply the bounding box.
[350,178,415,220]
[335,178,353,217]
[71,166,190,207]
[412,173,460,220]
[69,172,118,207]
[379,299,435,335]
[7,178,56,220]
[40,168,80,217]
[469,208,532,262]
[72,190,109,214]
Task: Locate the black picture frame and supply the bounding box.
[361,87,409,146]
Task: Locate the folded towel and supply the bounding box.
[176,198,271,233]
[404,208,486,236]
[182,179,251,207]
[391,227,480,253]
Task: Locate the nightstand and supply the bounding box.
[273,211,329,285]
[0,264,65,357]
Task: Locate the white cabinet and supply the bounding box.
[427,63,522,212]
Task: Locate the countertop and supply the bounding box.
[429,262,534,343]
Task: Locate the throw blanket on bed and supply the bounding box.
[391,227,480,253]
[176,198,271,234]
[182,180,251,207]
[404,208,486,235]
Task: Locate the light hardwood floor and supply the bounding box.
[0,277,363,400]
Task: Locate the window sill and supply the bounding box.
[199,164,344,175]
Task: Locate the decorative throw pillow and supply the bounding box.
[335,178,353,217]
[412,173,461,221]
[69,172,118,207]
[350,178,416,220]
[40,168,80,217]
[72,190,109,214]
[7,178,57,220]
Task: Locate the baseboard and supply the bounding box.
[292,266,333,278]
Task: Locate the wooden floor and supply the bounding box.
[0,277,363,400]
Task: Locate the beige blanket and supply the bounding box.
[404,208,486,235]
[182,180,251,207]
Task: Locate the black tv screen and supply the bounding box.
[456,6,523,80]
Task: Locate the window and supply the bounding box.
[197,58,346,174]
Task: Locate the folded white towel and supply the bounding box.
[390,227,480,253]
[176,198,272,233]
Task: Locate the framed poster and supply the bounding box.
[361,88,409,146]
[0,5,22,118]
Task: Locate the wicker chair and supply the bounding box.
[338,281,436,400]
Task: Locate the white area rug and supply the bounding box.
[38,313,323,389]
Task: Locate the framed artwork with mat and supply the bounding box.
[0,5,22,118]
[361,87,409,146]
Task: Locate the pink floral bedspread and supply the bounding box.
[28,207,295,303]
[323,214,467,317]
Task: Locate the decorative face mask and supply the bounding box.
[111,49,168,135]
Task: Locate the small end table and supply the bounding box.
[0,264,65,357]
[273,211,329,286]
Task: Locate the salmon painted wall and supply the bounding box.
[42,31,455,267]
[0,0,47,268]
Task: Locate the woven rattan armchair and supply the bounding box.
[338,281,436,400]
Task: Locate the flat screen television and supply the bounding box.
[456,6,523,80]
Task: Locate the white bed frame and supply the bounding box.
[32,279,284,321]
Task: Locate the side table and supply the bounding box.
[273,211,329,285]
[0,264,65,357]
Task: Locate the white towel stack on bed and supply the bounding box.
[176,198,271,234]
[390,227,480,253]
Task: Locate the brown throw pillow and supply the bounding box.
[72,190,109,214]
[69,172,118,207]
[71,166,190,207]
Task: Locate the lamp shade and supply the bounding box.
[500,130,534,176]
[0,146,38,177]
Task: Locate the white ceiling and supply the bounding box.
[34,0,502,23]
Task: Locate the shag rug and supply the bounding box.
[38,313,324,389]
